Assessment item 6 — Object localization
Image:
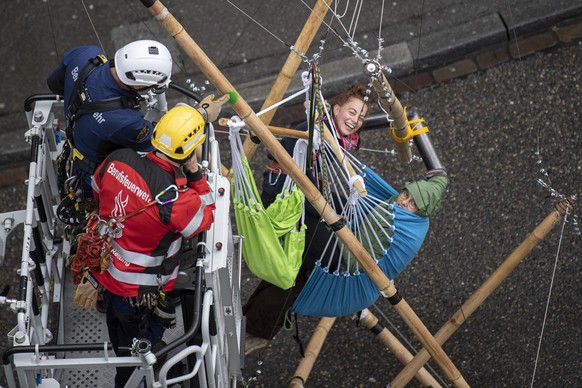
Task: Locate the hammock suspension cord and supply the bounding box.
[530,203,571,387]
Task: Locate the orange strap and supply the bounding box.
[266,162,287,175]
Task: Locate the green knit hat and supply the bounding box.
[404,174,448,217]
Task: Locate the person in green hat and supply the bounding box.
[396,171,448,216]
[349,168,448,280]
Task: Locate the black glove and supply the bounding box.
[153,296,176,329]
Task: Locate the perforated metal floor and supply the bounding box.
[61,276,185,387]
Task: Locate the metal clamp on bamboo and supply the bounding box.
[408,110,446,172]
[363,60,412,163]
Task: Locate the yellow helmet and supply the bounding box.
[151,106,206,160]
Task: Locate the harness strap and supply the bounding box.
[67,55,107,123]
[75,95,143,118]
[266,162,287,175]
[67,54,142,123]
[71,147,98,175]
[64,55,144,177]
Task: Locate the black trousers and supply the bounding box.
[242,266,310,340]
[104,291,164,388]
[243,197,340,340]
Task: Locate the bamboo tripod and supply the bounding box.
[139,0,468,385]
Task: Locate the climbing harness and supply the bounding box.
[67,55,143,123]
[65,55,144,176]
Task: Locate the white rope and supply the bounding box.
[347,0,364,39]
[313,137,397,274]
[80,0,105,54]
[255,86,310,117]
[358,147,397,155]
[377,0,386,59]
[225,0,287,48]
[334,0,351,19]
[299,0,354,55]
[529,205,570,388]
[227,116,259,207]
[281,139,308,194]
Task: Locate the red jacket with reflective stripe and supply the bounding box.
[91,149,215,297]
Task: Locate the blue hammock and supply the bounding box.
[292,164,429,317]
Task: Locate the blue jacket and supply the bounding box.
[47,46,154,166]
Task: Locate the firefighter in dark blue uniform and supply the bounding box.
[47,40,173,196]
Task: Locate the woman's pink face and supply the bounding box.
[333,97,368,136]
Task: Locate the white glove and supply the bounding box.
[301,71,312,89]
[196,94,230,122]
[73,271,100,309]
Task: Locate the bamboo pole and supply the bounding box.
[391,199,573,387]
[141,1,468,385]
[216,0,331,177]
[274,119,364,385]
[363,61,412,163]
[240,0,333,164]
[268,125,309,139]
[219,118,309,140]
[321,122,367,196]
[289,317,336,387]
[359,308,442,387]
[290,310,442,387]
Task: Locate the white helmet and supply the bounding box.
[114,40,173,87]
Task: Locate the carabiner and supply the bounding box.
[155,184,179,205]
[268,169,282,186]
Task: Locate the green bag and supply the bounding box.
[233,159,305,290]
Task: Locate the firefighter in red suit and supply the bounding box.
[76,105,216,387]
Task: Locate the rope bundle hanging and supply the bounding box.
[69,186,177,285]
[70,214,118,285]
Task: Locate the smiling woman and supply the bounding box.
[330,83,370,151]
[261,82,372,202]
